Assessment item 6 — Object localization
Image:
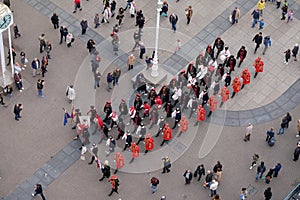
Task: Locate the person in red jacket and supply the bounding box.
[207,95,218,117]
[178,115,188,137]
[160,124,172,146]
[253,57,264,78]
[129,142,140,164]
[155,95,163,109]
[144,134,154,154]
[142,101,151,119]
[219,86,230,108]
[241,68,251,89]
[231,76,241,98]
[108,175,119,196]
[114,152,124,174]
[73,0,82,13]
[195,105,206,126]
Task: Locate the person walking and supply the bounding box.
[240,188,248,200]
[88,144,98,165]
[31,58,41,77]
[41,56,48,78]
[112,68,121,86]
[265,168,274,184]
[292,43,299,61]
[94,13,100,28]
[150,177,160,194]
[32,184,46,200]
[177,115,188,137]
[284,49,291,65]
[66,32,74,48]
[14,72,24,92]
[293,144,300,161]
[116,7,124,26]
[162,156,171,173]
[194,105,206,126]
[210,180,219,197]
[183,170,193,184]
[253,57,264,78]
[80,19,88,35]
[13,24,21,38]
[266,127,275,143]
[45,41,52,59]
[99,160,111,181]
[132,31,141,51]
[108,175,119,196]
[207,95,218,117]
[13,104,23,121]
[59,26,68,44]
[169,13,178,32]
[139,42,146,59]
[249,153,259,169]
[73,0,82,13]
[281,0,288,20]
[251,8,260,28]
[255,161,266,181]
[50,13,59,29]
[219,86,230,107]
[94,69,101,89]
[127,54,136,70]
[38,33,47,53]
[262,36,271,55]
[244,123,253,142]
[160,124,172,146]
[129,142,140,164]
[257,0,266,16]
[185,6,193,25]
[106,72,113,92]
[252,32,263,53]
[231,7,240,24]
[264,187,272,200]
[273,163,281,177]
[297,119,300,138]
[144,134,154,154]
[241,68,251,90]
[194,164,205,181]
[114,152,124,174]
[66,85,76,103]
[37,79,45,98]
[231,76,241,98]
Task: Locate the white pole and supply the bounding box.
[8,27,13,76]
[0,33,7,86]
[151,1,163,78]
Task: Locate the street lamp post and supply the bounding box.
[151,0,163,78]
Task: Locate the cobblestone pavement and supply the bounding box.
[1,0,300,199]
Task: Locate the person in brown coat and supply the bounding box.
[127,54,136,70]
[185,6,193,24]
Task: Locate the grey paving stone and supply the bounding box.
[19,180,33,193]
[70,149,81,160]
[47,3,57,11]
[253,114,272,125]
[55,150,68,161]
[44,167,61,179]
[70,140,82,149]
[212,110,226,119]
[62,155,77,166]
[291,79,300,91]
[293,10,300,20]
[168,54,183,63]
[237,0,251,4]
[34,3,43,11]
[65,16,78,25]
[282,89,296,99]
[280,102,297,112]
[40,8,52,17]
[251,107,267,116]
[119,53,129,63]
[26,174,40,186]
[216,20,232,31]
[163,58,177,68]
[173,141,187,154]
[274,94,291,106]
[55,162,69,174]
[53,7,64,15]
[290,93,300,104]
[195,30,210,41]
[224,117,240,126]
[264,102,279,113]
[203,34,217,45]
[239,118,257,126]
[212,16,227,28]
[238,110,253,119]
[269,108,286,120]
[4,193,18,200]
[226,111,239,119]
[62,144,75,155]
[27,0,38,7]
[242,1,256,10]
[204,23,218,33]
[94,36,105,44]
[8,187,30,200]
[39,0,50,6]
[190,37,202,44]
[211,27,225,39]
[33,168,48,180]
[167,138,177,146]
[60,12,72,21]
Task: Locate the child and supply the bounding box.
[250,153,259,169]
[287,9,293,23]
[175,39,181,53]
[258,18,264,29]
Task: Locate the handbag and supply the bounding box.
[229,14,232,23]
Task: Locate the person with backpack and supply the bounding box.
[150,177,159,194]
[255,161,266,181]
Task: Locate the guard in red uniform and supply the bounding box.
[207,95,218,117]
[129,142,140,164]
[219,86,230,107]
[231,76,241,98]
[144,134,154,154]
[178,115,188,137]
[253,57,264,78]
[194,105,206,126]
[108,175,119,196]
[142,101,151,119]
[160,124,172,146]
[114,152,124,174]
[241,68,251,89]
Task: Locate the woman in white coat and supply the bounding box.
[66,85,76,103]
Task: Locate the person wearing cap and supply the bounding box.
[252,32,263,54]
[231,76,241,98]
[129,142,140,163]
[88,144,98,165]
[149,107,159,129]
[136,123,146,145]
[219,86,230,108]
[236,46,247,68]
[160,124,172,146]
[103,101,112,123]
[207,95,218,118]
[108,175,120,196]
[144,134,154,154]
[172,107,182,129]
[156,116,165,137]
[292,43,299,61]
[213,37,224,60]
[194,105,206,126]
[162,156,171,173]
[122,130,133,151]
[99,160,111,181]
[142,101,151,119]
[119,99,128,118]
[253,57,264,78]
[178,115,188,137]
[244,123,253,142]
[240,68,251,90]
[114,152,125,174]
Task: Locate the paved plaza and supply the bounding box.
[0,0,300,199]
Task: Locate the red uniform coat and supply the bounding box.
[220,86,230,103]
[232,77,241,93]
[163,126,172,141]
[253,58,264,72]
[208,96,218,112]
[144,137,154,151]
[179,117,188,132]
[143,103,151,116]
[241,69,251,85]
[95,114,103,128]
[130,144,140,158]
[196,106,206,121]
[115,153,124,169]
[155,96,162,108]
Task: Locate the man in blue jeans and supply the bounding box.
[169,13,178,33]
[255,161,266,181]
[251,8,260,28]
